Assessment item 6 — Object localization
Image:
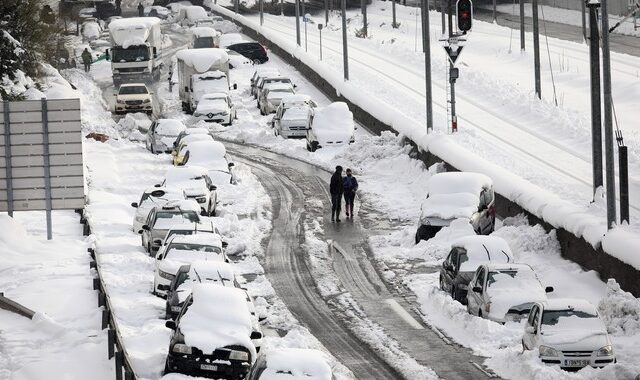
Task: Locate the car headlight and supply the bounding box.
[143,98,151,103]
[171,306,182,312]
[159,269,175,280]
[172,343,192,354]
[597,345,614,357]
[539,345,559,357]
[228,350,249,361]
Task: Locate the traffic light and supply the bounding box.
[456,0,473,32]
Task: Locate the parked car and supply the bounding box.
[164,284,262,378]
[131,187,186,233]
[227,50,252,69]
[271,94,317,138]
[190,70,234,111]
[522,299,616,370]
[81,20,102,42]
[161,222,224,250]
[415,172,495,243]
[161,260,241,319]
[178,5,209,27]
[258,85,296,115]
[140,200,202,254]
[145,5,170,19]
[114,83,153,115]
[250,69,280,98]
[306,102,355,152]
[439,235,514,304]
[160,166,219,216]
[191,26,220,48]
[173,133,215,166]
[173,127,211,152]
[153,233,228,297]
[226,42,268,64]
[466,263,553,323]
[146,119,187,154]
[194,93,236,125]
[180,140,236,185]
[255,76,293,101]
[246,348,334,380]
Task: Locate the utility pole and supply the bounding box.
[361,0,368,37]
[423,0,434,133]
[587,0,603,200]
[325,0,329,24]
[295,0,301,46]
[235,0,239,14]
[341,0,349,80]
[532,0,541,98]
[447,0,455,131]
[260,0,264,25]
[304,14,309,52]
[441,0,446,35]
[318,23,324,60]
[493,0,497,22]
[581,0,587,41]
[601,0,617,228]
[519,0,525,50]
[617,131,629,224]
[393,0,398,28]
[281,0,284,16]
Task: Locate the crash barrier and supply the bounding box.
[0,293,35,319]
[85,217,138,380]
[208,7,640,297]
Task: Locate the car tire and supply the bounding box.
[478,310,483,317]
[253,58,261,65]
[310,141,318,152]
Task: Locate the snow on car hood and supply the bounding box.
[541,316,609,348]
[262,348,332,380]
[312,102,354,143]
[180,284,256,358]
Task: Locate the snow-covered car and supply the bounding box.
[140,200,202,254]
[258,85,296,115]
[173,127,211,152]
[180,140,236,185]
[219,33,245,48]
[161,222,224,250]
[466,263,553,323]
[193,93,236,125]
[250,68,280,98]
[227,50,252,69]
[246,348,334,380]
[161,260,241,319]
[191,26,220,48]
[146,119,187,154]
[160,166,219,216]
[306,102,355,152]
[173,133,215,166]
[415,172,495,243]
[190,70,234,111]
[89,38,111,49]
[178,5,209,27]
[131,187,186,233]
[145,6,170,19]
[439,235,514,304]
[271,94,317,138]
[114,83,153,115]
[255,76,294,102]
[153,234,228,297]
[164,284,262,378]
[81,20,102,41]
[522,299,616,370]
[105,16,123,29]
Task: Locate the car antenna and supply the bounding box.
[482,244,491,261]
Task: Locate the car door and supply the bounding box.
[468,267,485,315]
[142,208,155,246]
[146,121,156,150]
[442,250,458,292]
[477,188,494,234]
[523,304,540,349]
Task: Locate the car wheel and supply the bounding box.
[478,310,483,317]
[310,141,318,152]
[253,58,261,65]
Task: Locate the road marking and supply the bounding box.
[384,299,424,330]
[470,361,496,378]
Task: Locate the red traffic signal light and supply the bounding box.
[457,0,473,32]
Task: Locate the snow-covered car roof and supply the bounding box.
[156,119,186,136]
[159,199,201,213]
[266,88,295,100]
[180,284,256,358]
[178,134,214,149]
[185,140,226,160]
[201,92,229,100]
[262,348,332,380]
[191,26,220,38]
[175,48,229,72]
[451,235,513,272]
[542,298,598,314]
[482,263,547,319]
[187,260,235,282]
[420,172,493,220]
[163,165,210,183]
[219,33,245,48]
[108,17,161,47]
[281,94,313,106]
[311,102,354,141]
[181,5,208,20]
[167,232,223,247]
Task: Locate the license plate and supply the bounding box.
[200,364,217,371]
[566,359,589,366]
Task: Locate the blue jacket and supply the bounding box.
[343,175,358,193]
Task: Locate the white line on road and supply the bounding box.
[384,298,425,330]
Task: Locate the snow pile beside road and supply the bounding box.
[598,279,640,336]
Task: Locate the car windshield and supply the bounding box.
[487,270,517,286]
[542,309,598,326]
[166,243,222,254]
[112,46,149,63]
[119,85,148,95]
[193,36,215,48]
[156,210,199,223]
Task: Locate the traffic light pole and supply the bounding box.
[341,0,349,80]
[295,0,301,46]
[519,0,525,50]
[587,0,603,201]
[447,0,456,132]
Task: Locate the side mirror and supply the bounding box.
[524,326,536,335]
[250,331,263,340]
[545,286,554,293]
[142,225,150,231]
[131,202,138,208]
[228,163,235,168]
[258,316,267,322]
[158,284,169,291]
[472,286,482,294]
[154,184,161,188]
[233,83,238,90]
[209,185,217,191]
[222,241,228,249]
[165,320,176,330]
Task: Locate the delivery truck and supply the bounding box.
[176,48,234,113]
[107,17,162,85]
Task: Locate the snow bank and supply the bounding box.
[175,48,229,72]
[598,279,640,336]
[262,348,332,380]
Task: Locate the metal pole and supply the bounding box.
[41,98,53,240]
[441,0,446,35]
[305,17,308,52]
[2,102,14,217]
[319,27,323,60]
[532,0,541,98]
[581,0,587,41]
[619,145,629,224]
[325,0,329,24]
[362,0,368,37]
[393,0,398,28]
[447,0,453,37]
[587,1,603,200]
[601,0,617,228]
[519,0,525,50]
[302,0,306,25]
[295,0,301,46]
[235,0,239,14]
[281,0,284,16]
[341,0,349,80]
[493,0,497,22]
[423,0,433,133]
[447,0,456,131]
[260,0,264,25]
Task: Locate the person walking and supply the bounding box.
[330,165,344,222]
[81,48,93,73]
[138,2,144,17]
[342,168,358,218]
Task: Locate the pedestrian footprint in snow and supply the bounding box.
[343,168,358,218]
[81,48,93,73]
[330,165,344,222]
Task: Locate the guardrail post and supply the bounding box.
[98,292,106,307]
[93,278,101,290]
[102,308,110,329]
[108,329,115,359]
[115,351,124,380]
[124,368,134,380]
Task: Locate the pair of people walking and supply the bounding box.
[330,165,358,222]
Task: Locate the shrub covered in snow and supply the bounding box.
[598,279,640,335]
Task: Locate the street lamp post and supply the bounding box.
[341,0,349,80]
[304,13,310,52]
[318,23,324,60]
[295,0,301,46]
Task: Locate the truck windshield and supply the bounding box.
[119,86,148,95]
[193,37,215,48]
[112,46,150,63]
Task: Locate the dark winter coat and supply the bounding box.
[81,50,92,64]
[330,172,343,195]
[343,175,358,193]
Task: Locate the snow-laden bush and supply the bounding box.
[598,279,640,335]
